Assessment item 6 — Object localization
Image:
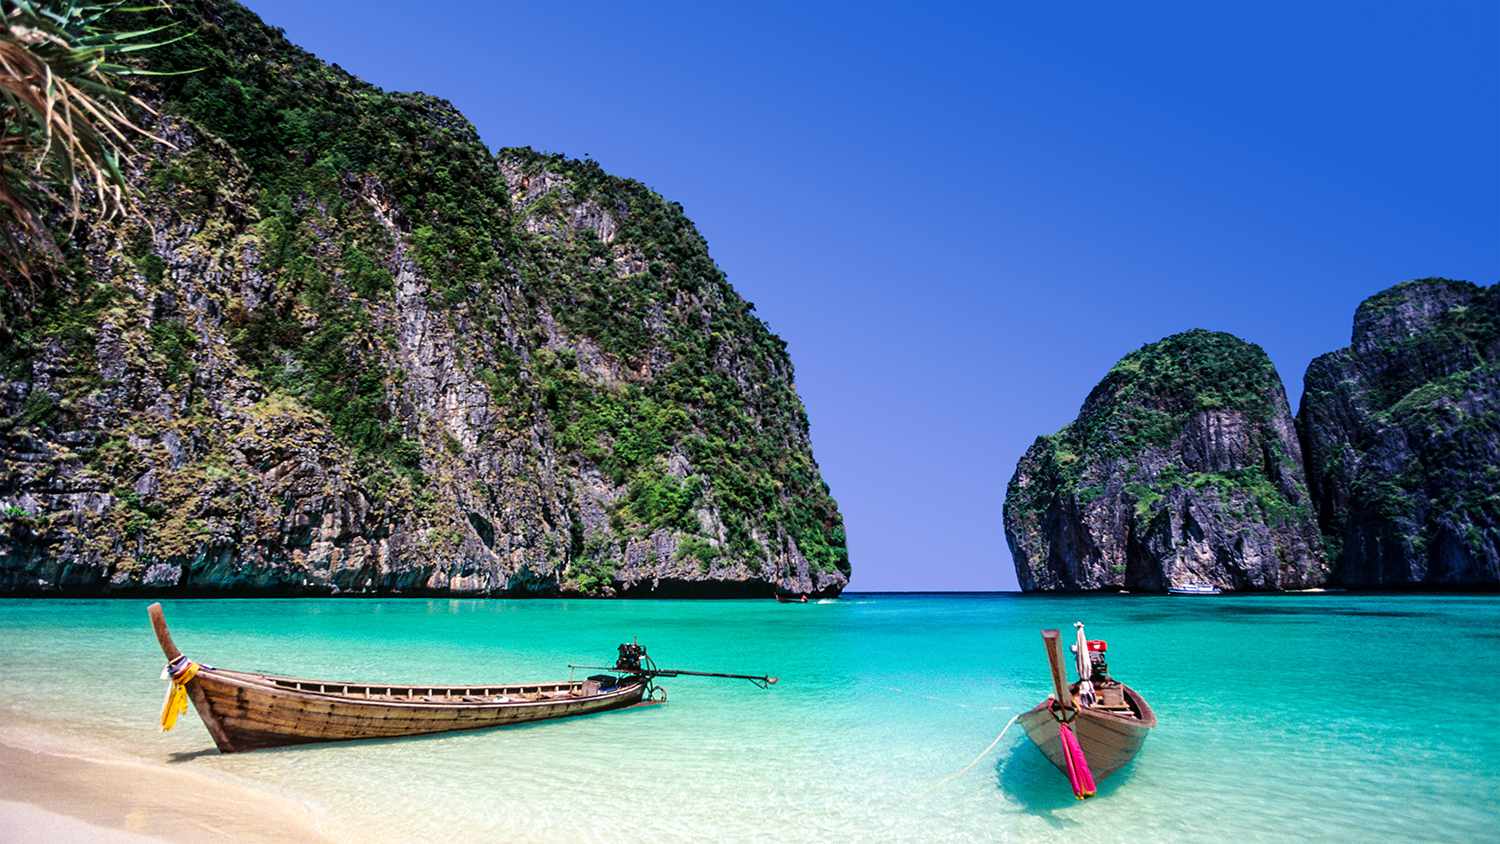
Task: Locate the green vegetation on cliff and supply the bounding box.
[1014,330,1299,524]
[1299,278,1498,587]
[503,149,847,576]
[1005,329,1325,592]
[0,0,847,596]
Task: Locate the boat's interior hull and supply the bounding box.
[1017,683,1155,782]
[184,669,647,753]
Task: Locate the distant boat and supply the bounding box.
[147,604,774,753]
[1167,582,1222,595]
[775,593,809,603]
[1018,625,1156,795]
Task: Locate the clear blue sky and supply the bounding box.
[245,0,1498,590]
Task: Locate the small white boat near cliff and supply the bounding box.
[1167,582,1222,595]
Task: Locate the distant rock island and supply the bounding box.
[1005,278,1497,592]
[1004,330,1327,592]
[1301,279,1498,588]
[0,1,848,597]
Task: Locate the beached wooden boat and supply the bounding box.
[148,605,776,753]
[148,603,649,753]
[1018,627,1156,788]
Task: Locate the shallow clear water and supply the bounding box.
[1,594,1496,841]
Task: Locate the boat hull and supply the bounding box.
[183,669,647,753]
[1017,684,1155,782]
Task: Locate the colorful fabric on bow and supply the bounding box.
[1058,722,1097,799]
[159,656,200,732]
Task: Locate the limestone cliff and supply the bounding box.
[1004,330,1327,592]
[0,1,848,596]
[1298,279,1498,588]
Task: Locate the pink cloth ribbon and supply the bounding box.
[1058,722,1097,799]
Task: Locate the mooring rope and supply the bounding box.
[928,711,1022,791]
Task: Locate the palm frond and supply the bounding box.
[0,0,186,266]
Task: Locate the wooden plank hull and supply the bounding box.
[184,669,648,752]
[146,603,650,753]
[1017,683,1155,782]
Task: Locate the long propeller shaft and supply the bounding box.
[652,668,779,685]
[569,664,778,688]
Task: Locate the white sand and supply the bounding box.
[0,727,331,842]
[0,800,158,843]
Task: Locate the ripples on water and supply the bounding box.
[0,594,1495,841]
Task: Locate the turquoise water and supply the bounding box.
[1,595,1497,841]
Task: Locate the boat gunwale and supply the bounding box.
[197,667,648,712]
[1024,682,1157,731]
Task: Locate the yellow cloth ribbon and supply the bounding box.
[159,661,200,732]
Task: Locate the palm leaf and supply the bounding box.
[1,0,189,277]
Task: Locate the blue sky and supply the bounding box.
[245,1,1498,590]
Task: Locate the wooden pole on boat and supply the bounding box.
[145,603,238,752]
[1042,629,1074,716]
[147,603,182,662]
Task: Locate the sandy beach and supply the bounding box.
[0,725,331,843]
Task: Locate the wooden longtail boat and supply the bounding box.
[147,604,772,753]
[1018,627,1156,787]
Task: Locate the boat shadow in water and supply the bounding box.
[165,747,221,764]
[166,698,665,760]
[995,744,1141,826]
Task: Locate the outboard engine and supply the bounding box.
[1086,640,1110,682]
[615,641,648,673]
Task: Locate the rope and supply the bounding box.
[928,712,1022,790]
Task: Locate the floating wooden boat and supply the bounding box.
[775,592,809,603]
[148,604,773,753]
[1168,582,1222,595]
[1018,626,1156,790]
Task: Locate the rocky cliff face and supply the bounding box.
[1298,279,1498,588]
[0,1,848,596]
[1004,330,1327,592]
